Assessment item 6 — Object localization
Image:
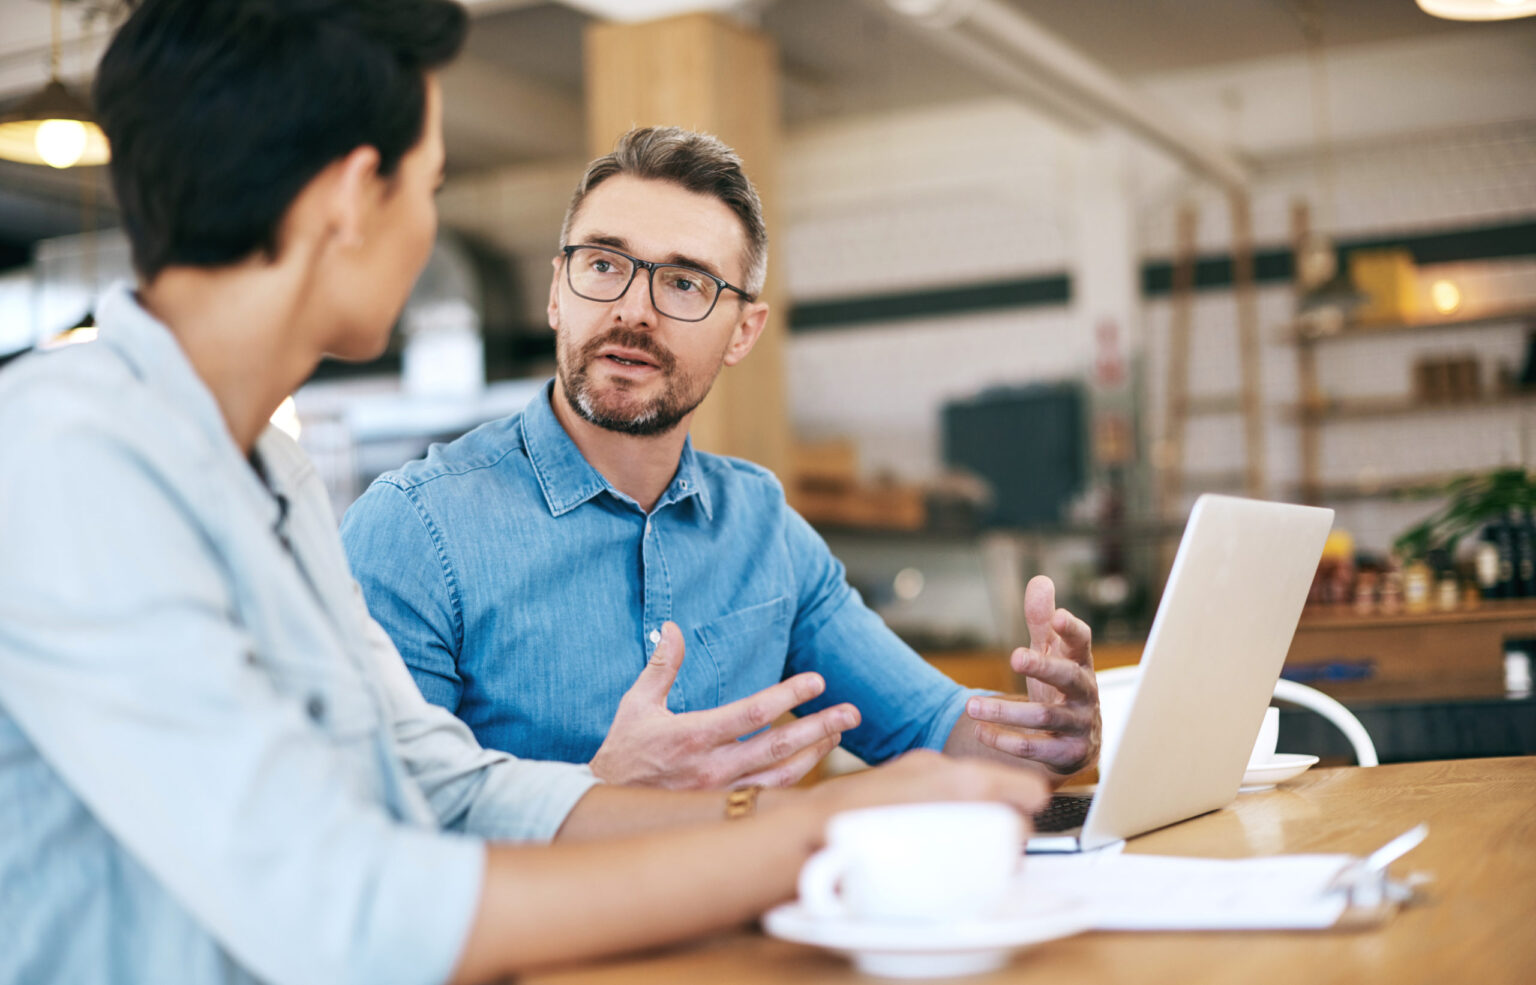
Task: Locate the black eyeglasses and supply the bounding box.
[560,245,754,323]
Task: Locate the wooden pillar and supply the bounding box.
[1158,202,1198,519]
[1292,200,1323,505]
[1230,190,1267,500]
[583,13,790,480]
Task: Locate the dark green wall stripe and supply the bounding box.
[788,274,1070,332]
[1141,217,1536,297]
[785,217,1535,332]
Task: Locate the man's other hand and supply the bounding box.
[952,575,1101,776]
[589,622,860,789]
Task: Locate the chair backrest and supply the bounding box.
[1095,666,1378,767]
[1271,678,1379,766]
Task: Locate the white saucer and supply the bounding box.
[1240,753,1320,791]
[762,893,1089,979]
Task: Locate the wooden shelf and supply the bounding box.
[1182,393,1245,417]
[1178,468,1247,491]
[1287,597,1536,702]
[1288,390,1536,422]
[1283,303,1536,344]
[1298,597,1536,629]
[1289,471,1466,502]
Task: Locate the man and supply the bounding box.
[0,4,1049,984]
[342,127,1102,791]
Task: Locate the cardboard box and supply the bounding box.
[1348,248,1418,324]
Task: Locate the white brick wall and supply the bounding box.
[1137,119,1536,550]
[783,97,1536,552]
[781,100,1090,481]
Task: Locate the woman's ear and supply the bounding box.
[327,145,384,249]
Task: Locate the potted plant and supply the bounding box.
[1393,467,1535,560]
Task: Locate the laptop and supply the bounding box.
[1027,494,1334,853]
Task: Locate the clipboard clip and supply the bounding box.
[1326,823,1432,926]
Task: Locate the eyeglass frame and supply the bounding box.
[559,244,755,323]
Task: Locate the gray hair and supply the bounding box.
[558,126,768,298]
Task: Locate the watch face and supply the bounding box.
[726,786,760,819]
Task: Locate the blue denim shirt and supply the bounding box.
[0,285,598,985]
[341,381,976,768]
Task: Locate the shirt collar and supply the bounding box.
[97,281,230,449]
[94,279,285,532]
[520,378,713,521]
[661,435,713,521]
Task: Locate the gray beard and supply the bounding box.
[558,328,711,437]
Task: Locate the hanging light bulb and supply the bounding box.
[35,118,88,168]
[1430,280,1462,316]
[1416,0,1536,20]
[0,0,110,169]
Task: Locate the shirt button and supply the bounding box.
[680,480,689,489]
[649,629,661,644]
[305,694,326,723]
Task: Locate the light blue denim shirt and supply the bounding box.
[0,284,598,985]
[341,381,978,768]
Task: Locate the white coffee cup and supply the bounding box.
[1247,706,1279,768]
[797,802,1024,924]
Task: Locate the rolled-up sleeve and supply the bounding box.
[0,420,483,985]
[779,508,983,764]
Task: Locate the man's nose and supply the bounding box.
[613,268,661,325]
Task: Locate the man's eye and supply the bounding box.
[673,277,698,293]
[591,260,612,273]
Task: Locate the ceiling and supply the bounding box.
[0,0,1517,261]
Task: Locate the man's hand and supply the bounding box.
[589,622,860,789]
[947,575,1101,776]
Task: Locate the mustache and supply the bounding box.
[578,327,677,373]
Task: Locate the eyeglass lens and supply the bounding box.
[567,246,720,321]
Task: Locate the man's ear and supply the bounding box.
[547,255,563,331]
[722,300,770,367]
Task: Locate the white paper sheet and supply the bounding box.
[1018,853,1356,930]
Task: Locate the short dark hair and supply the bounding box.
[95,0,468,281]
[560,127,768,297]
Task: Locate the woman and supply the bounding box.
[0,3,1046,984]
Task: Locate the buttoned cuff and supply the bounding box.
[921,686,997,751]
[464,760,602,843]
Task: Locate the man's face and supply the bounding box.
[548,174,765,437]
[327,76,446,361]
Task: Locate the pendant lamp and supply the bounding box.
[1415,0,1536,20]
[0,0,109,169]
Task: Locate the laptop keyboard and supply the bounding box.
[1033,794,1093,833]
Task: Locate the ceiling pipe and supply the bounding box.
[874,0,1250,191]
[874,8,1100,133]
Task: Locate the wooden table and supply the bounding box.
[527,757,1536,985]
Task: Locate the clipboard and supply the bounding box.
[1018,826,1429,931]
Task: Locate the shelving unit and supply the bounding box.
[1287,597,1536,702]
[1287,303,1536,506]
[1283,303,1536,344]
[1289,391,1536,422]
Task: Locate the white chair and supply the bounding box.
[1095,666,1379,768]
[1271,677,1379,766]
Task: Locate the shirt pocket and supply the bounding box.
[694,595,795,710]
